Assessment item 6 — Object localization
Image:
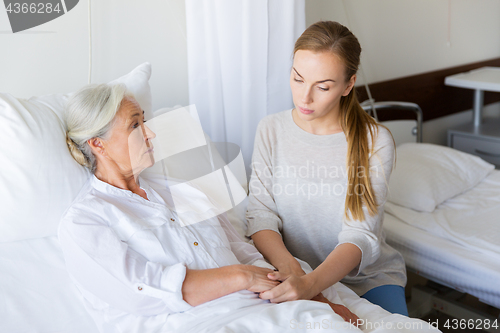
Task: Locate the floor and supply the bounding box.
[406,272,499,333]
[420,300,499,333]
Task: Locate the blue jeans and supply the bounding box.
[361,285,409,316]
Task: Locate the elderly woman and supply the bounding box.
[59,83,358,333]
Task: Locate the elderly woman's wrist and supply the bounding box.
[232,265,252,290]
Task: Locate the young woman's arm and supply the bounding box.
[250,230,304,276]
[259,243,361,302]
[218,213,274,266]
[246,117,304,275]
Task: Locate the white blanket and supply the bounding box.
[0,236,439,333]
[385,169,500,260]
[383,213,500,308]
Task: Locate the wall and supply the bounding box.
[305,0,500,145]
[0,0,189,111]
[2,1,500,145]
[306,0,500,85]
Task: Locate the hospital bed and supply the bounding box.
[363,102,500,330]
[0,63,439,332]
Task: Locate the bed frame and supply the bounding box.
[361,101,423,144]
[363,101,500,331]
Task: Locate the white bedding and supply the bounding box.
[0,235,438,332]
[385,169,500,259]
[383,169,500,308]
[0,236,99,333]
[383,213,500,309]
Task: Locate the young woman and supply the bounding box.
[246,21,408,316]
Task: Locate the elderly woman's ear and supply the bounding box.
[88,138,106,156]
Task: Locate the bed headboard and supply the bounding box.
[362,101,423,146]
[356,57,500,122]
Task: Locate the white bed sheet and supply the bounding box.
[383,213,500,309]
[385,169,500,259]
[0,235,439,333]
[0,236,100,333]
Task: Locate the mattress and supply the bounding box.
[383,211,500,309]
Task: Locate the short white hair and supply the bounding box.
[65,83,134,172]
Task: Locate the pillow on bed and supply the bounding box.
[0,63,153,242]
[388,143,495,213]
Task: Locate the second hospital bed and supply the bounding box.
[363,102,500,327]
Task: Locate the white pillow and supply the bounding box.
[388,143,495,212]
[0,63,153,242]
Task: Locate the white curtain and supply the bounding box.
[185,0,305,175]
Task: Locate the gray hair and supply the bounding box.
[65,83,133,173]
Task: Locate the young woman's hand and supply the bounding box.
[311,293,360,326]
[258,274,316,303]
[268,262,306,281]
[240,265,281,293]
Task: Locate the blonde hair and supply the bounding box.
[294,21,393,221]
[65,83,133,173]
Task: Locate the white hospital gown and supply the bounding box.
[58,175,346,333]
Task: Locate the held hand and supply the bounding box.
[267,262,306,281]
[259,274,315,303]
[311,293,360,326]
[242,265,281,293]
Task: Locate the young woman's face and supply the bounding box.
[100,97,156,176]
[290,50,356,123]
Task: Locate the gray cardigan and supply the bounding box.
[245,109,406,296]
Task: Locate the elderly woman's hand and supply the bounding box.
[240,265,281,293]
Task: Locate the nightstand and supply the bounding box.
[447,120,500,167]
[445,67,500,168]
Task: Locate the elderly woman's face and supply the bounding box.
[102,97,156,176]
